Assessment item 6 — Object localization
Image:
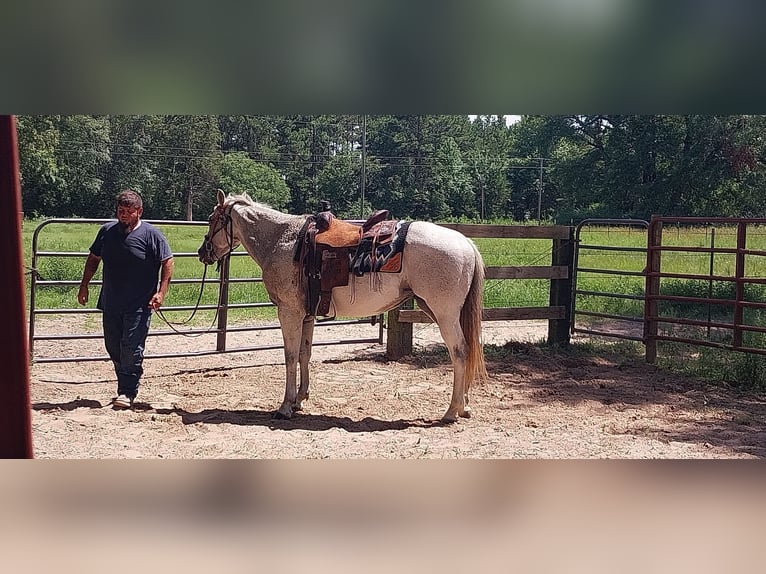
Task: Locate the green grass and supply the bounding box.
[24,218,277,325]
[23,217,766,387]
[24,219,563,321]
[575,224,766,390]
[23,219,766,330]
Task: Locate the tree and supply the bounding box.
[101,115,163,215]
[467,116,512,220]
[218,152,290,209]
[16,115,111,217]
[16,115,62,217]
[148,115,222,220]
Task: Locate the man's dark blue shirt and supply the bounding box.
[90,221,172,314]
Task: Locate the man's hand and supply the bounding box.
[77,285,89,306]
[149,292,164,310]
[78,253,100,306]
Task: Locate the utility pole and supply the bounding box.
[186,182,194,221]
[360,114,366,218]
[537,157,544,222]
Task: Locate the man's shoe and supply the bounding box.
[113,395,134,409]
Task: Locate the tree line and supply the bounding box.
[16,115,766,223]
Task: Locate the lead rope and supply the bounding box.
[156,206,236,337]
[156,207,238,336]
[155,262,225,337]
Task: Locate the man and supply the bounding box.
[77,189,174,409]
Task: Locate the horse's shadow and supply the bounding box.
[154,406,445,432]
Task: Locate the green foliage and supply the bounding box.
[218,152,290,209]
[15,114,766,224]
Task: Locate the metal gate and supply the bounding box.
[645,216,766,362]
[571,219,649,343]
[28,218,383,363]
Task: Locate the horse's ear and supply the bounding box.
[216,189,225,207]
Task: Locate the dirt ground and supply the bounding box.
[29,318,766,459]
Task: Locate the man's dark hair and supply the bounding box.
[117,189,143,209]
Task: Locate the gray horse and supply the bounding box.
[199,190,486,422]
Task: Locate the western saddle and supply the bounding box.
[298,202,398,317]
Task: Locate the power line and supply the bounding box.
[56,144,551,170]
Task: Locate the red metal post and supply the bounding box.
[0,115,34,458]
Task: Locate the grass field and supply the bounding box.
[24,219,766,321]
[24,219,564,320]
[22,217,766,388]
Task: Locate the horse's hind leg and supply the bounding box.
[416,296,471,419]
[296,316,315,410]
[433,314,470,423]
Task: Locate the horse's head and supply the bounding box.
[198,189,242,265]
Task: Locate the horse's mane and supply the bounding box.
[226,192,272,211]
[225,192,299,223]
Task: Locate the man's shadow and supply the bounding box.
[33,399,154,412]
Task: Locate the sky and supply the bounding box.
[469,115,521,126]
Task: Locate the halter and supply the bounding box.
[201,204,237,268]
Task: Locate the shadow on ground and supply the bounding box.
[153,405,445,432]
[485,341,766,458]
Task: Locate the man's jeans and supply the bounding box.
[102,309,152,398]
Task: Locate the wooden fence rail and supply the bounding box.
[386,223,575,359]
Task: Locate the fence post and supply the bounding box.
[733,222,747,349]
[0,114,34,458]
[216,256,230,352]
[548,227,575,345]
[386,297,413,360]
[645,217,663,363]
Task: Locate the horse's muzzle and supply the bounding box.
[198,239,217,265]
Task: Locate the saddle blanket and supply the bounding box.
[351,220,411,276]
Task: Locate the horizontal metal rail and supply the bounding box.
[648,294,766,309]
[576,267,645,277]
[575,289,646,301]
[571,328,644,343]
[577,244,647,253]
[29,218,384,363]
[646,271,766,284]
[32,337,384,364]
[653,335,766,357]
[650,315,766,335]
[573,309,644,323]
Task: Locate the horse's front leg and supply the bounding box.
[295,316,315,410]
[275,308,305,419]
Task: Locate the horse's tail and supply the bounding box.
[460,243,487,393]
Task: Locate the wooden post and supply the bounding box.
[386,297,413,360]
[644,217,663,364]
[548,227,575,345]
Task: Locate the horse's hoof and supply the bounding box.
[273,410,292,420]
[460,406,472,419]
[440,413,459,424]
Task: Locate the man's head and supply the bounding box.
[116,189,143,230]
